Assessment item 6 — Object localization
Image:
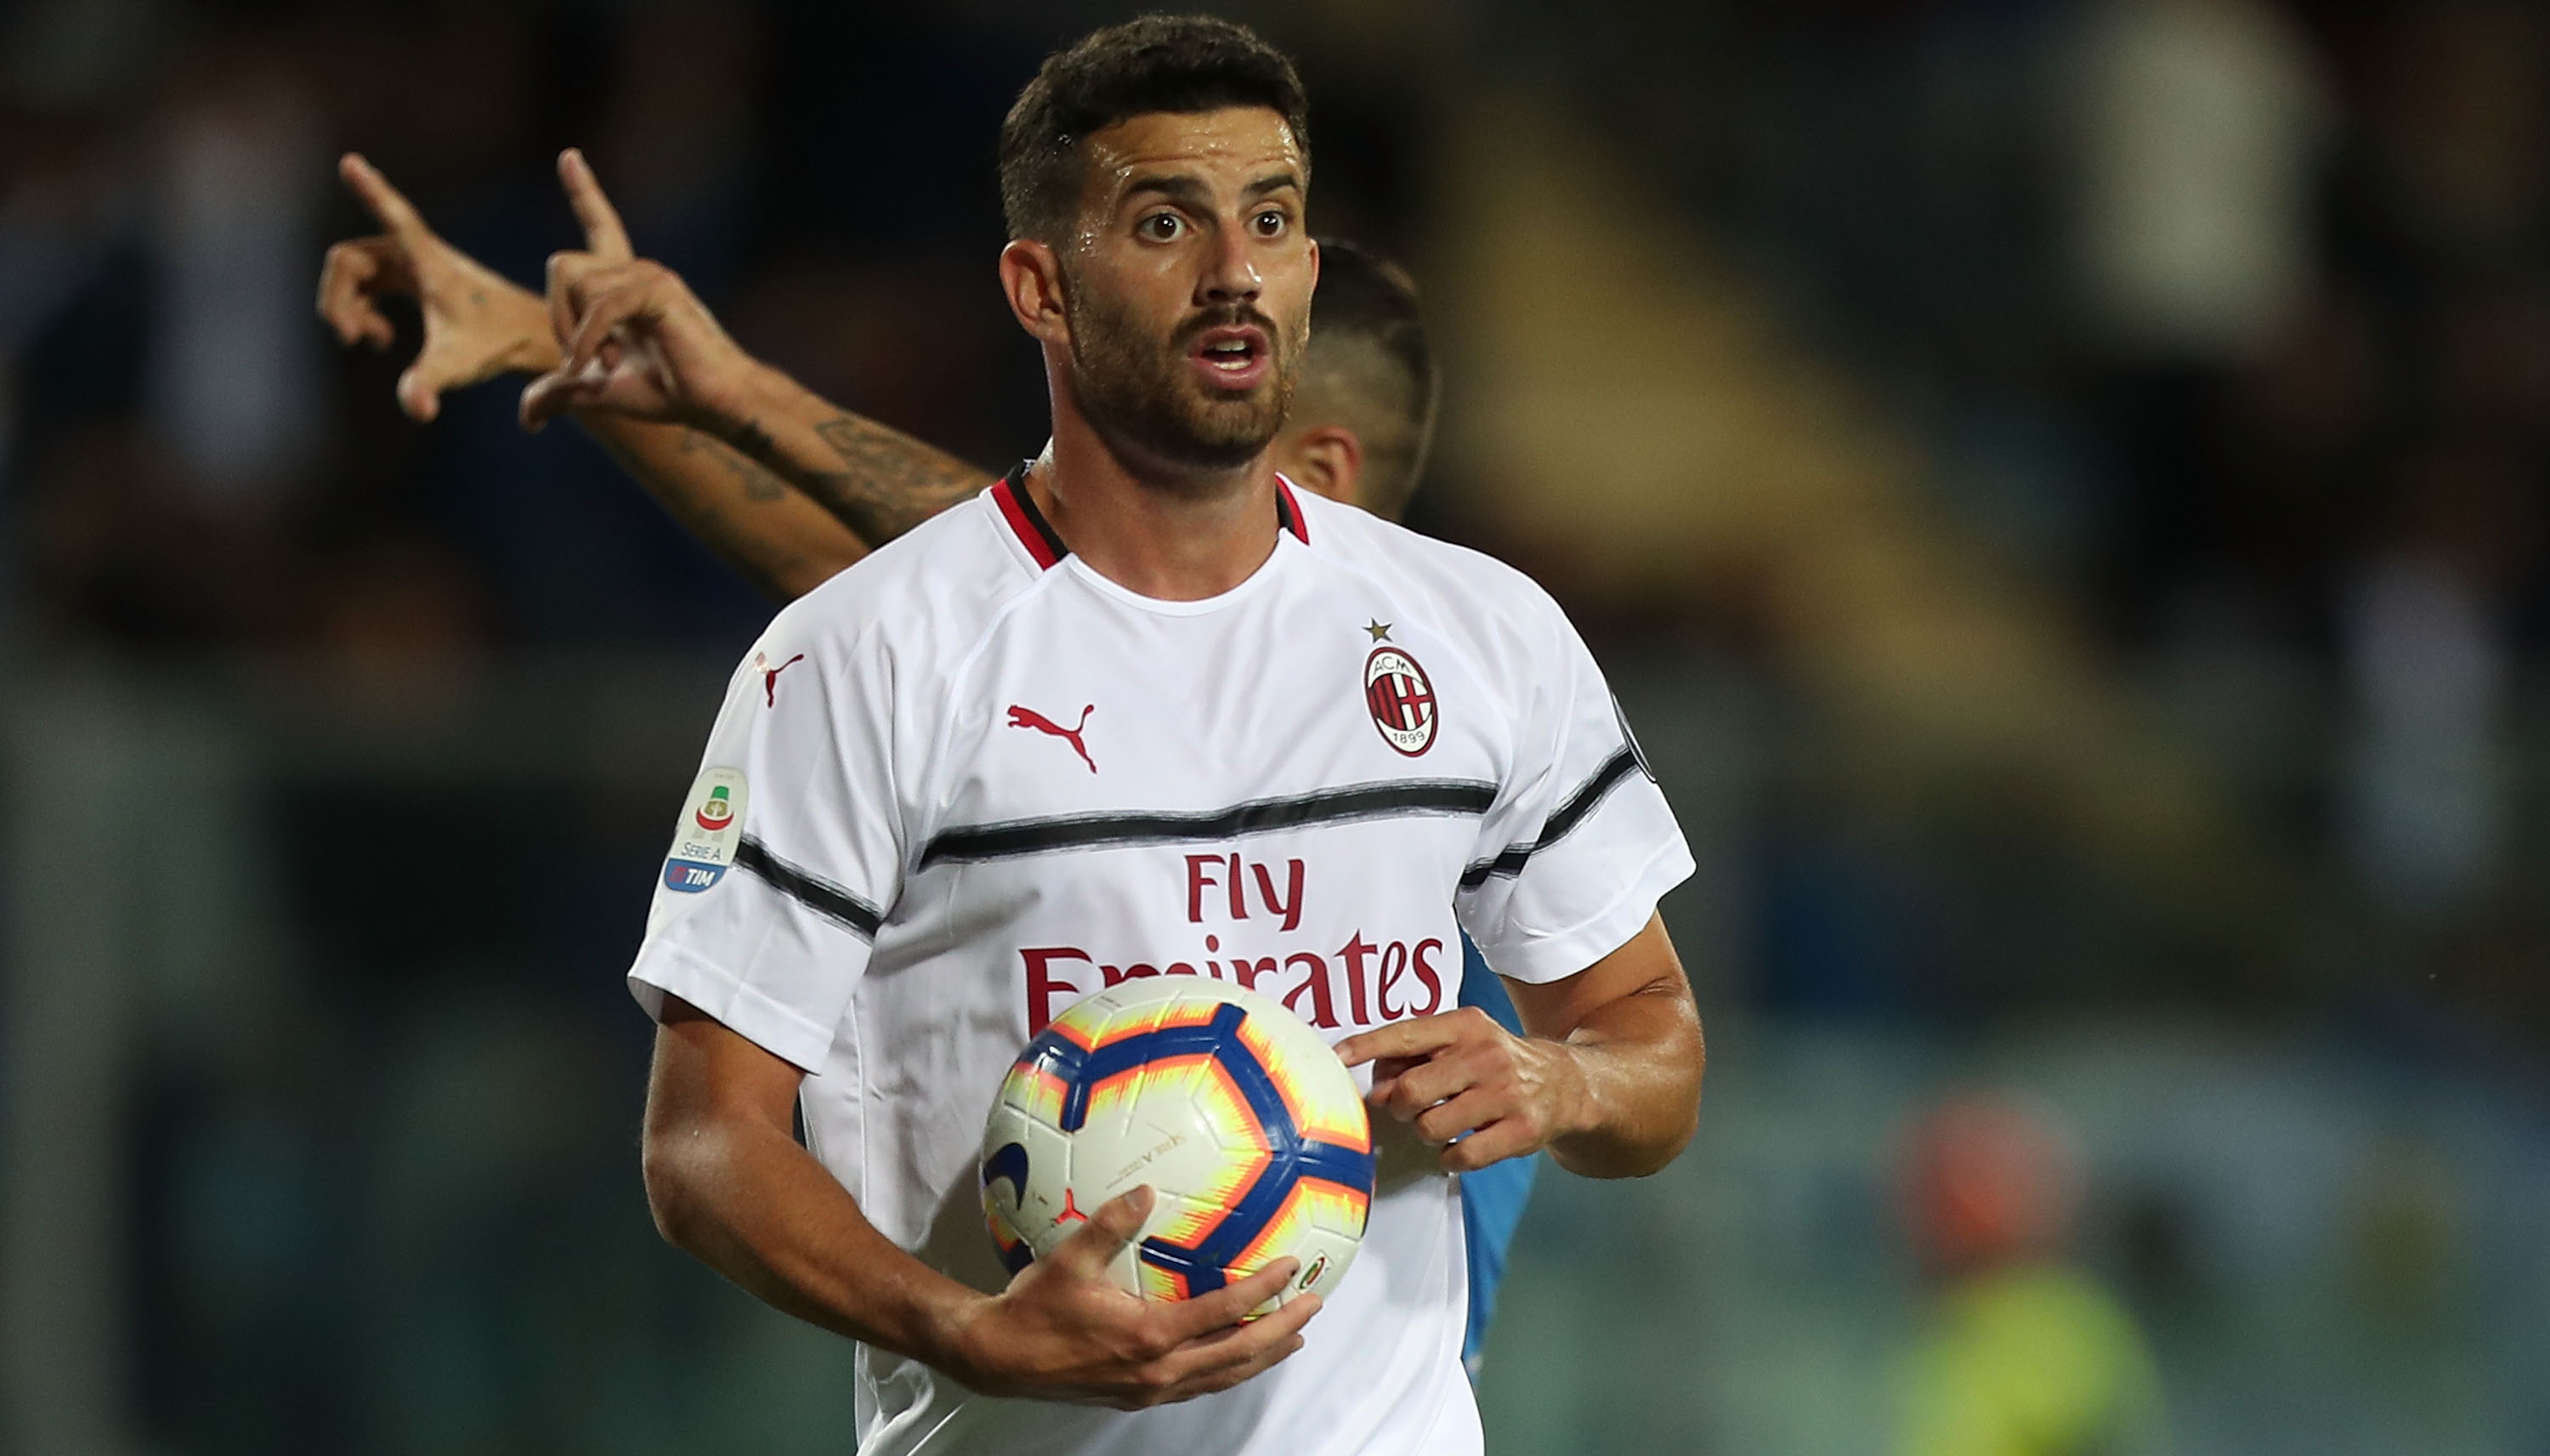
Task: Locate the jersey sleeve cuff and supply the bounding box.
[627,941,840,1073]
[1477,837,1696,984]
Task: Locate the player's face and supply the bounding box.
[1058,106,1315,475]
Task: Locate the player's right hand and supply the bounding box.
[316,153,559,422]
[518,149,767,437]
[944,1185,1320,1410]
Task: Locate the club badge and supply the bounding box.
[1364,645,1438,756]
[664,767,748,892]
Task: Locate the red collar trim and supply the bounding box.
[992,465,1065,569]
[994,465,1309,569]
[1275,476,1311,544]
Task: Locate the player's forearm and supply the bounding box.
[643,1105,989,1367]
[580,413,868,602]
[702,361,998,549]
[1541,982,1703,1179]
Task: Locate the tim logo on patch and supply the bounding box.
[664,857,726,892]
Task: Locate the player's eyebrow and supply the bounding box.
[1121,173,1213,210]
[1120,169,1302,210]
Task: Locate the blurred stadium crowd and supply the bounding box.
[3,2,2548,1453]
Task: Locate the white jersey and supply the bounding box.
[627,473,1692,1456]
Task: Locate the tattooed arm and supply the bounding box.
[324,150,992,604]
[510,149,995,592]
[697,364,996,555]
[579,418,876,603]
[576,391,993,602]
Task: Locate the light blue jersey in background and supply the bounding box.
[1455,936,1538,1378]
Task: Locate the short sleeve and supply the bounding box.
[1455,607,1692,983]
[626,618,905,1071]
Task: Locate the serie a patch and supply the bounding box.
[664,767,748,892]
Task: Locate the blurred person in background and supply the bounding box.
[319,109,1538,1384]
[1893,1093,2166,1456]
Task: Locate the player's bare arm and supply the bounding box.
[316,150,982,600]
[1336,913,1703,1180]
[524,151,994,552]
[643,994,1319,1408]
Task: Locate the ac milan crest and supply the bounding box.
[1363,645,1438,756]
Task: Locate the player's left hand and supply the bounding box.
[1335,1009,1593,1173]
[317,152,558,422]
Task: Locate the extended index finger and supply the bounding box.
[1334,1015,1465,1068]
[338,153,431,242]
[558,148,632,261]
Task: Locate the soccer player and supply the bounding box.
[337,17,1700,1453]
[322,132,1536,1380]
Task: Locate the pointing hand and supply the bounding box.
[316,152,558,422]
[518,148,765,436]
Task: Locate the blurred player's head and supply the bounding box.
[995,16,1317,482]
[1896,1092,2085,1279]
[1274,239,1437,522]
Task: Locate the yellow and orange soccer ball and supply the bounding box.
[980,977,1374,1311]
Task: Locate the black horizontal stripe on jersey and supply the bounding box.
[736,836,883,938]
[921,779,1499,867]
[1459,746,1642,889]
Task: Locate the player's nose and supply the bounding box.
[1197,224,1262,305]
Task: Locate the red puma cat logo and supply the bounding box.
[1007,703,1096,773]
[760,653,806,706]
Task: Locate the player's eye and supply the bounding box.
[1252,208,1288,237]
[1138,212,1183,242]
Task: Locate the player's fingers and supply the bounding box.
[1376,1045,1499,1121]
[1412,1085,1508,1147]
[1164,1322,1310,1401]
[557,276,657,377]
[517,358,604,431]
[1440,1119,1541,1173]
[395,360,443,422]
[339,152,432,243]
[1334,1016,1465,1068]
[1153,1290,1319,1389]
[315,240,396,347]
[397,327,490,422]
[517,357,610,432]
[1157,1257,1300,1341]
[545,250,604,354]
[1049,1186,1153,1277]
[558,147,633,262]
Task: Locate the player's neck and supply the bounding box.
[1026,403,1282,603]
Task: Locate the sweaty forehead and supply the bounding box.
[1080,106,1305,202]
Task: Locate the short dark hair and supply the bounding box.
[1298,238,1437,518]
[999,15,1312,243]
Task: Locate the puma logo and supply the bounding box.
[1007,703,1096,773]
[759,653,806,706]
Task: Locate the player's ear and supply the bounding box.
[1284,424,1363,508]
[1000,239,1070,344]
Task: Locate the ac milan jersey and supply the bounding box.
[626,472,1692,1456]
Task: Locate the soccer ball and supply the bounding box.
[980,977,1374,1311]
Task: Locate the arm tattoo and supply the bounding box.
[677,427,789,502]
[803,414,994,547]
[710,409,993,547]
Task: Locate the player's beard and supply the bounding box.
[1063,277,1302,479]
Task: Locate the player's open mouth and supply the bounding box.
[1188,326,1271,391]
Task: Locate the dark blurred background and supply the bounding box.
[4,1,2547,1453]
